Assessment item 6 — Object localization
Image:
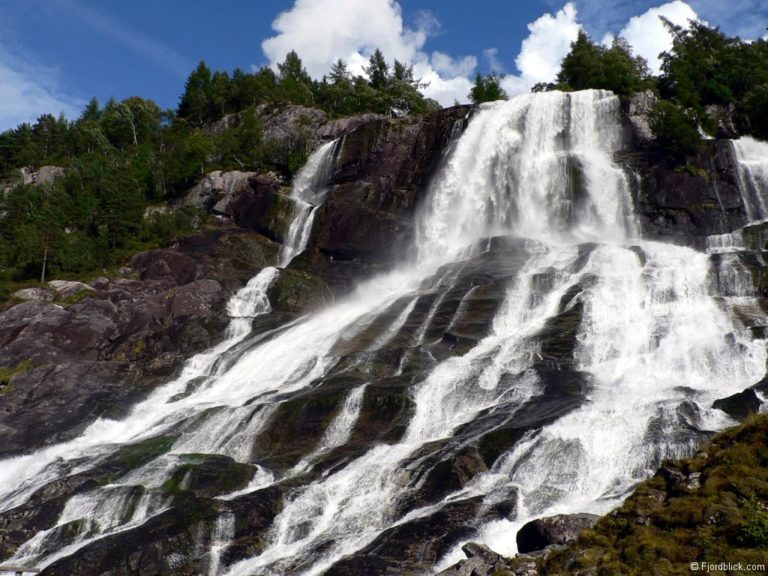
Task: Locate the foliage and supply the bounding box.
[469,72,508,103]
[649,100,702,161]
[0,48,443,286]
[539,414,768,575]
[556,32,651,96]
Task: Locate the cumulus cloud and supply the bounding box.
[262,0,425,77]
[617,1,699,74]
[500,3,581,96]
[0,45,83,130]
[261,0,476,105]
[516,3,582,83]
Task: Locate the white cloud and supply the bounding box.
[483,48,505,72]
[261,0,478,106]
[500,3,582,96]
[430,52,477,78]
[516,3,582,83]
[617,1,699,74]
[0,45,83,131]
[262,0,424,78]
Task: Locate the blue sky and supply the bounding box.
[0,0,766,130]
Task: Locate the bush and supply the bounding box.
[649,101,701,161]
[744,84,768,140]
[739,508,768,548]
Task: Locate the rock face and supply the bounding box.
[0,228,277,457]
[516,514,600,553]
[175,170,261,214]
[1,97,767,576]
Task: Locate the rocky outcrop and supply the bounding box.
[294,105,472,293]
[0,227,277,457]
[516,514,599,553]
[624,89,657,145]
[712,388,763,421]
[174,170,262,214]
[626,140,750,243]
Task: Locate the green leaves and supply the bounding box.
[556,31,650,96]
[469,72,508,103]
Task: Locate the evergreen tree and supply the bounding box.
[469,72,508,103]
[277,51,314,105]
[365,49,389,90]
[178,61,213,125]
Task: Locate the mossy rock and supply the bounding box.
[539,415,768,574]
[161,453,255,498]
[268,268,333,314]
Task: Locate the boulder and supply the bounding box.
[516,513,599,553]
[48,280,94,301]
[175,170,260,214]
[11,287,54,302]
[713,388,762,421]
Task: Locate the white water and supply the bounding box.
[733,136,768,221]
[0,138,340,571]
[1,91,766,575]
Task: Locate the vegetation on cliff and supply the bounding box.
[1,18,767,285]
[546,19,768,160]
[539,414,768,575]
[0,49,435,288]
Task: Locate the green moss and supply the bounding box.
[0,358,33,393]
[539,415,768,575]
[117,436,176,472]
[59,289,94,306]
[133,339,147,355]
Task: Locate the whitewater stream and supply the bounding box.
[1,90,767,575]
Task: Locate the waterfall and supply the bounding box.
[732,136,768,221]
[1,91,765,575]
[0,138,340,571]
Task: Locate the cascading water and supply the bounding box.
[1,91,765,576]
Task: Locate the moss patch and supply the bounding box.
[0,358,33,393]
[540,415,768,575]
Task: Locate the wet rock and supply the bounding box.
[713,388,762,421]
[164,454,255,498]
[632,140,749,242]
[268,268,334,315]
[516,513,599,553]
[325,497,481,575]
[40,494,219,576]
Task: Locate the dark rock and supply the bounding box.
[516,513,599,553]
[631,140,749,243]
[268,268,334,315]
[0,226,276,457]
[324,497,481,575]
[713,388,762,421]
[40,494,219,576]
[462,541,501,565]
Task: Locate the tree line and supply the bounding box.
[2,24,767,289]
[0,49,439,288]
[470,20,768,160]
